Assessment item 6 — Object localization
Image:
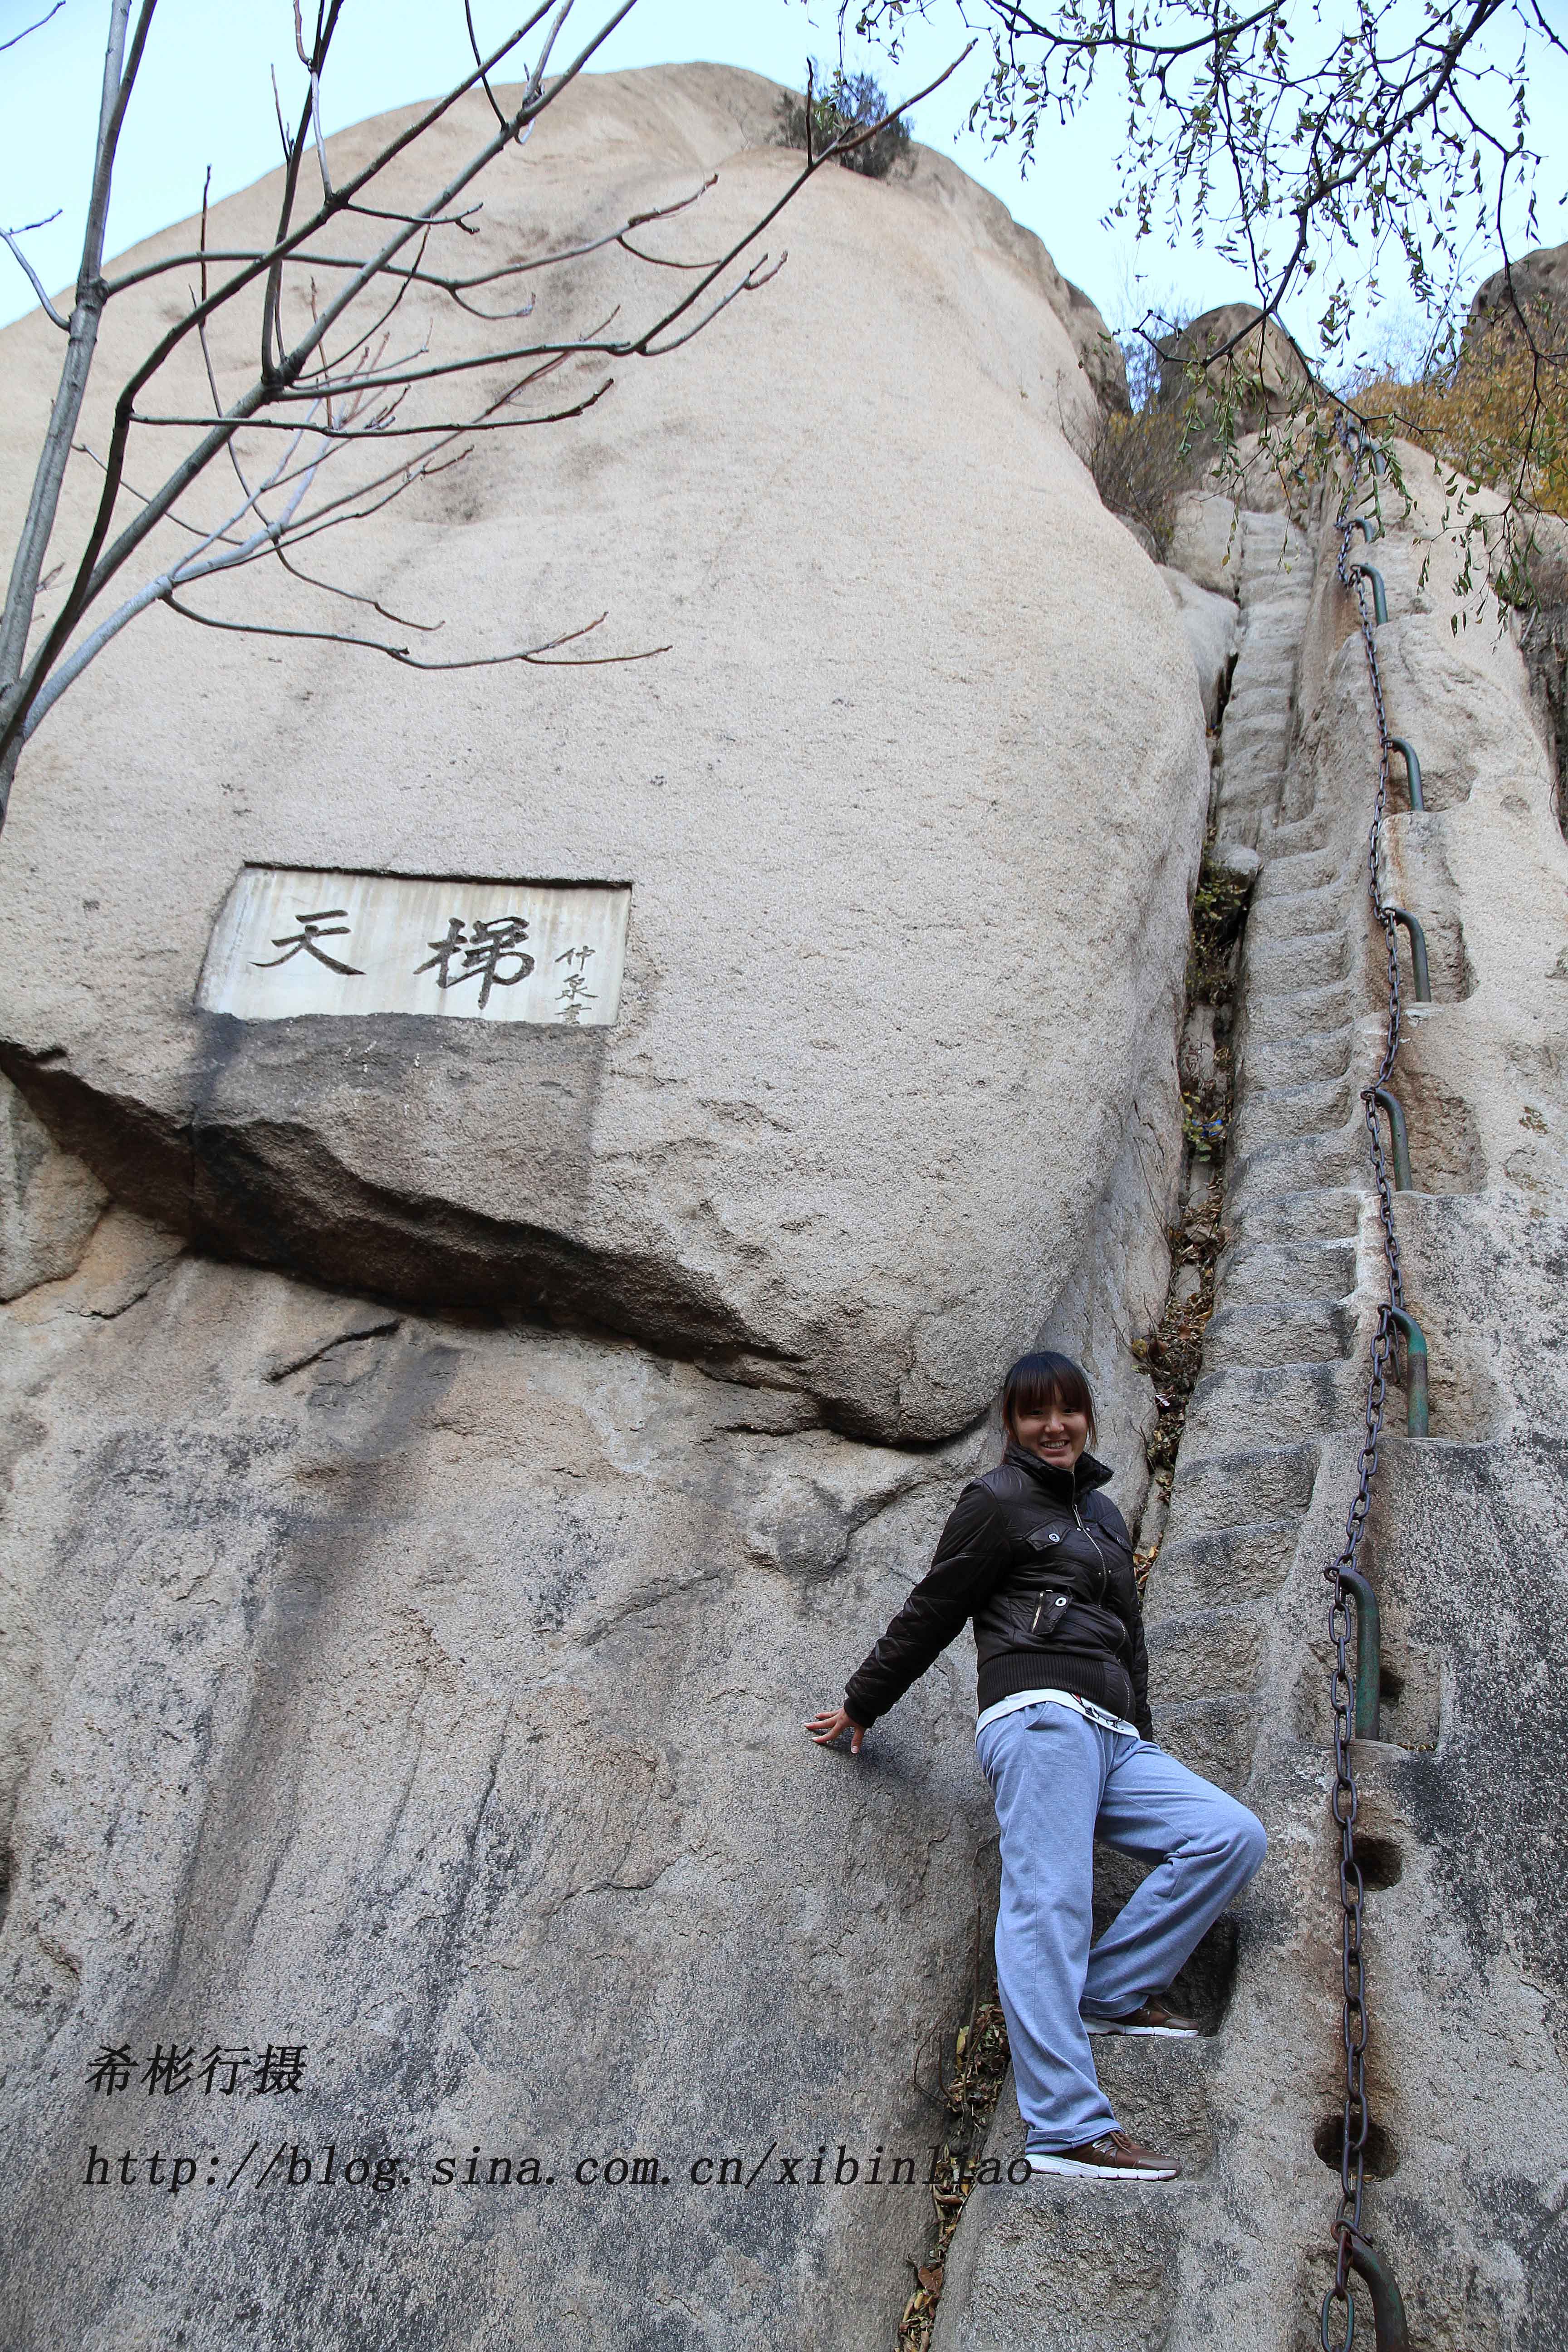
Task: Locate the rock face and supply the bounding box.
[1,1229,1004,2352]
[929,444,1568,2346]
[0,1075,104,1301]
[1159,303,1313,426]
[0,68,1193,1450]
[1160,566,1239,725]
[0,65,1210,2352]
[1466,237,1568,341]
[1049,270,1133,412]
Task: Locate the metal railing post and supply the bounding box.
[1388,738,1424,812]
[1370,1088,1412,1191]
[1390,906,1431,1002]
[1339,1568,1382,1739]
[1389,1308,1430,1438]
[1346,2233,1412,2350]
[1349,563,1389,624]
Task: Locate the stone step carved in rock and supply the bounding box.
[1254,847,1348,899]
[1240,1024,1356,1091]
[1220,1186,1363,1252]
[1246,882,1347,943]
[1216,1235,1361,1309]
[1152,1520,1302,1609]
[1266,809,1339,857]
[1181,1357,1369,1453]
[1163,1441,1320,1540]
[1142,1602,1269,1701]
[1227,1126,1365,1215]
[1231,1076,1359,1155]
[1244,926,1353,993]
[1150,1693,1265,1793]
[1203,1296,1359,1371]
[929,2057,1217,2352]
[1240,987,1363,1057]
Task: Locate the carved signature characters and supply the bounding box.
[555,942,597,1023]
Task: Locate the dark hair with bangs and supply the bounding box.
[1000,1351,1097,1451]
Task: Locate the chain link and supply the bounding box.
[1318,421,1409,2343]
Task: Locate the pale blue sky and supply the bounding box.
[1,0,1564,352]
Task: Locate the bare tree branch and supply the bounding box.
[23,4,648,730]
[101,176,719,295]
[0,0,154,734]
[294,0,335,198]
[854,0,1563,586]
[1,1,961,833]
[271,540,444,631]
[0,0,64,54]
[157,598,670,667]
[0,222,68,328]
[465,0,512,132]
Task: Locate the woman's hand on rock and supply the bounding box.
[806,1705,865,1755]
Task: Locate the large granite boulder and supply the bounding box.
[0,64,1211,2351]
[0,66,1205,1447]
[1160,566,1239,724]
[1158,302,1313,427]
[0,1220,1003,2352]
[1465,237,1568,344]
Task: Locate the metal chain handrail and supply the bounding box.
[1317,421,1413,2352]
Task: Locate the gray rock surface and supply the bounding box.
[0,1098,1173,2352]
[1115,510,1162,561]
[1516,505,1568,604]
[0,1229,1002,2351]
[0,1071,105,1300]
[928,396,1568,2352]
[1224,430,1297,514]
[1208,838,1260,884]
[1160,566,1239,725]
[0,65,1205,1447]
[1466,237,1568,341]
[0,62,1210,2352]
[1052,272,1132,413]
[1158,302,1314,426]
[1167,491,1244,598]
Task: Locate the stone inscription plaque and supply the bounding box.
[197,866,630,1025]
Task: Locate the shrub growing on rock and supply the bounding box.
[1353,298,1568,526]
[776,68,913,179]
[1080,406,1200,562]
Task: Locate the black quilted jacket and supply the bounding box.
[843,1444,1151,1736]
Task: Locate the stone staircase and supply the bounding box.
[1146,507,1353,1807]
[1152,821,1373,1794]
[1210,507,1315,850]
[930,505,1396,2350]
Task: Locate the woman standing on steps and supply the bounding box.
[807,1350,1266,2183]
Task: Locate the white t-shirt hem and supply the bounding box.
[975,1687,1141,1740]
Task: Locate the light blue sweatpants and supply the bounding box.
[975,1699,1267,2151]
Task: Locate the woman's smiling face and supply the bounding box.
[1009,1394,1090,1471]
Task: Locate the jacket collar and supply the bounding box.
[1002,1441,1114,1504]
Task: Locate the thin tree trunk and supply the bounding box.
[0,0,142,823]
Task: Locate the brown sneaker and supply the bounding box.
[1084,1997,1201,2038]
[1027,2130,1180,2181]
